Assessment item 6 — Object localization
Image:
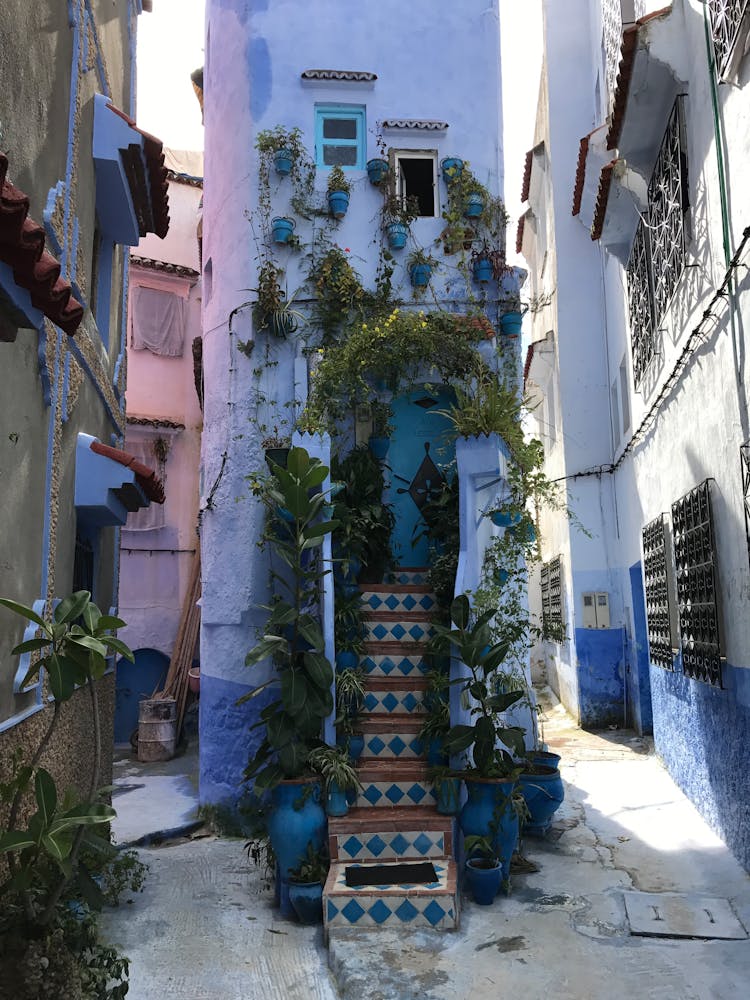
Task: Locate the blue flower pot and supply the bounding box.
[273,148,293,176]
[519,765,565,836]
[435,777,462,816]
[367,158,389,185]
[459,778,519,881]
[328,190,350,219]
[495,569,510,586]
[490,510,521,528]
[288,881,323,924]
[465,859,502,905]
[410,263,432,288]
[386,222,408,249]
[277,506,296,523]
[267,779,326,885]
[415,736,448,768]
[347,733,364,762]
[441,157,464,183]
[465,192,485,219]
[326,780,349,817]
[271,217,295,244]
[265,448,290,471]
[531,750,561,770]
[368,435,390,461]
[509,521,536,545]
[336,650,359,670]
[500,311,523,336]
[473,257,493,283]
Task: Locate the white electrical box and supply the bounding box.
[582,592,610,629]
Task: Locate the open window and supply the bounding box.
[393,150,438,217]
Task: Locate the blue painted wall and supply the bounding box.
[650,659,750,871]
[575,627,626,728]
[627,561,653,735]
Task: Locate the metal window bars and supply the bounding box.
[627,220,656,388]
[541,555,564,641]
[671,480,724,687]
[602,0,623,109]
[708,0,750,74]
[648,100,688,327]
[642,514,676,670]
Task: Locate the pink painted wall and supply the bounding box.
[118,159,203,661]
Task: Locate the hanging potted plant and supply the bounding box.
[254,260,304,337]
[242,448,338,913]
[274,147,294,176]
[463,835,503,906]
[500,297,524,337]
[406,248,439,289]
[327,165,351,219]
[367,401,393,461]
[367,157,389,185]
[382,191,420,250]
[436,596,527,883]
[308,745,362,817]
[287,844,329,925]
[440,156,464,183]
[271,216,296,244]
[262,426,293,471]
[255,125,307,178]
[464,186,486,219]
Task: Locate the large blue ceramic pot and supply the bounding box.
[460,778,519,881]
[500,311,523,336]
[267,779,326,883]
[288,881,323,924]
[518,765,564,836]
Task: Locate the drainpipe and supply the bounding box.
[701,2,749,443]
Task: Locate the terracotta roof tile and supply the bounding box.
[606,6,672,151]
[591,160,618,241]
[105,103,170,239]
[572,134,591,216]
[521,149,534,203]
[516,215,526,255]
[90,439,165,504]
[0,154,84,335]
[523,342,535,387]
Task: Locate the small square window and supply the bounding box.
[394,151,438,217]
[315,105,365,169]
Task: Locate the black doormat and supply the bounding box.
[344,861,438,888]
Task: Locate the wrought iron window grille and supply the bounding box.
[540,555,564,641]
[642,514,678,670]
[671,479,724,687]
[740,442,750,569]
[708,0,750,75]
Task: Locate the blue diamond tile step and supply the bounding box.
[328,807,454,861]
[384,569,428,585]
[361,680,427,716]
[355,779,436,810]
[360,590,436,615]
[360,653,430,677]
[360,722,424,759]
[363,616,436,644]
[324,859,459,931]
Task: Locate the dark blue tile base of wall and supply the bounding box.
[199,673,277,809]
[575,627,626,728]
[650,659,750,872]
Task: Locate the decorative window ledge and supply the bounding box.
[301,70,376,86]
[380,120,449,132]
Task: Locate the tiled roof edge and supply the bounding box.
[572,134,591,216]
[591,160,618,241]
[131,255,199,280]
[301,70,377,81]
[521,148,534,203]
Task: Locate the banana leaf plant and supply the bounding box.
[0,591,133,926]
[434,595,526,778]
[241,447,338,792]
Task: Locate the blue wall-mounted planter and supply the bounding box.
[495,568,510,586]
[368,435,390,461]
[490,510,521,528]
[500,311,523,336]
[473,257,493,283]
[367,158,389,185]
[274,148,293,176]
[465,192,484,218]
[509,520,536,544]
[441,157,464,183]
[386,222,408,249]
[271,217,295,244]
[410,263,432,288]
[328,190,350,219]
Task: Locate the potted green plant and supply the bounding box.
[241,448,338,912]
[406,247,439,289]
[287,843,329,925]
[429,765,462,816]
[262,426,293,471]
[334,587,365,667]
[327,165,351,219]
[255,125,306,177]
[463,834,502,905]
[381,190,420,249]
[434,595,527,882]
[367,400,393,461]
[335,666,366,762]
[308,745,362,817]
[254,259,304,338]
[331,446,395,586]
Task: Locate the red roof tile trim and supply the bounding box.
[591,160,618,242]
[521,148,534,203]
[516,215,526,255]
[572,134,591,216]
[105,103,170,239]
[0,154,84,335]
[90,440,165,504]
[606,6,672,151]
[523,342,535,387]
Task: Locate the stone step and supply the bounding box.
[359,717,426,759]
[362,678,427,716]
[360,586,436,615]
[355,761,436,810]
[386,567,429,586]
[360,647,431,677]
[324,858,459,931]
[363,611,435,644]
[328,806,453,862]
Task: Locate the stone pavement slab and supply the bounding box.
[111,745,200,846]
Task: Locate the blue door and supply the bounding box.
[385,388,455,567]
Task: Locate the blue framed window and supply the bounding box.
[315,105,366,169]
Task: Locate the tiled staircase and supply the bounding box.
[324,569,460,932]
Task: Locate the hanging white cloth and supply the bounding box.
[131,285,186,357]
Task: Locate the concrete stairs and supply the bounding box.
[323,570,460,932]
